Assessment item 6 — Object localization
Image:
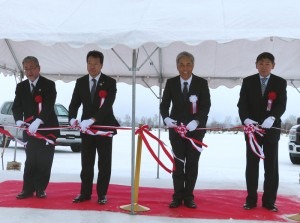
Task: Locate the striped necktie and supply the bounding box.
[31,83,35,95]
[91,78,96,101]
[261,78,267,95]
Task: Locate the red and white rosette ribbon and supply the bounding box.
[35,95,42,114]
[244,124,265,159]
[267,91,277,111]
[175,123,207,152]
[99,90,107,108]
[189,95,198,114]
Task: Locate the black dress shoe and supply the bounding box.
[36,191,47,198]
[169,199,182,208]
[184,200,197,208]
[243,203,257,210]
[263,203,278,212]
[72,194,91,203]
[16,191,33,199]
[98,195,107,205]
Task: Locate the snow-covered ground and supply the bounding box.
[0,130,299,223]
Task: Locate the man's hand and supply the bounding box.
[16,120,25,127]
[79,119,95,132]
[164,117,177,128]
[244,118,258,126]
[186,120,198,131]
[28,118,42,134]
[70,118,78,128]
[261,116,275,129]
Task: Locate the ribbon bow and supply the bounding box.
[244,125,265,159]
[175,123,207,152]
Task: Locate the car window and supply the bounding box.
[1,102,13,115]
[54,104,68,117]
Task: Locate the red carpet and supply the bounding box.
[0,180,298,221]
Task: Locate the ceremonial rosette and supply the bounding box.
[189,95,198,114]
[35,95,43,114]
[99,90,107,108]
[267,91,277,111]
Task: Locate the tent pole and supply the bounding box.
[4,39,23,80]
[130,49,137,214]
[156,48,163,179]
[291,80,300,94]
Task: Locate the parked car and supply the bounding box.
[0,101,81,152]
[288,117,300,164]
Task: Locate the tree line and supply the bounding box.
[116,114,298,134]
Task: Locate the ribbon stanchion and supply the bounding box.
[120,125,150,212]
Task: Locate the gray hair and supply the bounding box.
[176,51,194,65]
[22,56,40,67]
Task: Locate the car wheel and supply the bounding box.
[289,153,300,165]
[0,131,11,147]
[70,144,81,152]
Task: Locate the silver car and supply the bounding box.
[0,101,81,152]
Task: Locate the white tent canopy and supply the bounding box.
[1,0,300,88]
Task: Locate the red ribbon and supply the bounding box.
[267,91,277,111]
[99,90,107,108]
[0,127,26,145]
[84,128,113,137]
[244,125,265,159]
[26,131,56,145]
[35,95,42,114]
[268,91,277,100]
[135,125,174,173]
[175,123,207,152]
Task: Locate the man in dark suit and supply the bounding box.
[160,51,211,208]
[12,56,59,199]
[69,50,119,205]
[237,52,287,212]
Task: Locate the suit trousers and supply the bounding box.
[170,136,201,201]
[80,134,113,197]
[245,139,279,205]
[23,138,55,193]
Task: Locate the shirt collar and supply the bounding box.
[259,74,270,79]
[30,76,39,86]
[89,73,101,83]
[180,75,192,86]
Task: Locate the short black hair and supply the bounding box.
[256,52,275,64]
[86,50,104,64]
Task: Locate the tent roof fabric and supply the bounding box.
[1,0,300,88]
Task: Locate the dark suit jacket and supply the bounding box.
[237,73,287,142]
[68,73,119,133]
[160,74,211,140]
[12,75,59,140]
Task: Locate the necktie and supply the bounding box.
[91,78,96,101]
[31,83,35,95]
[261,78,267,95]
[183,81,188,100]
